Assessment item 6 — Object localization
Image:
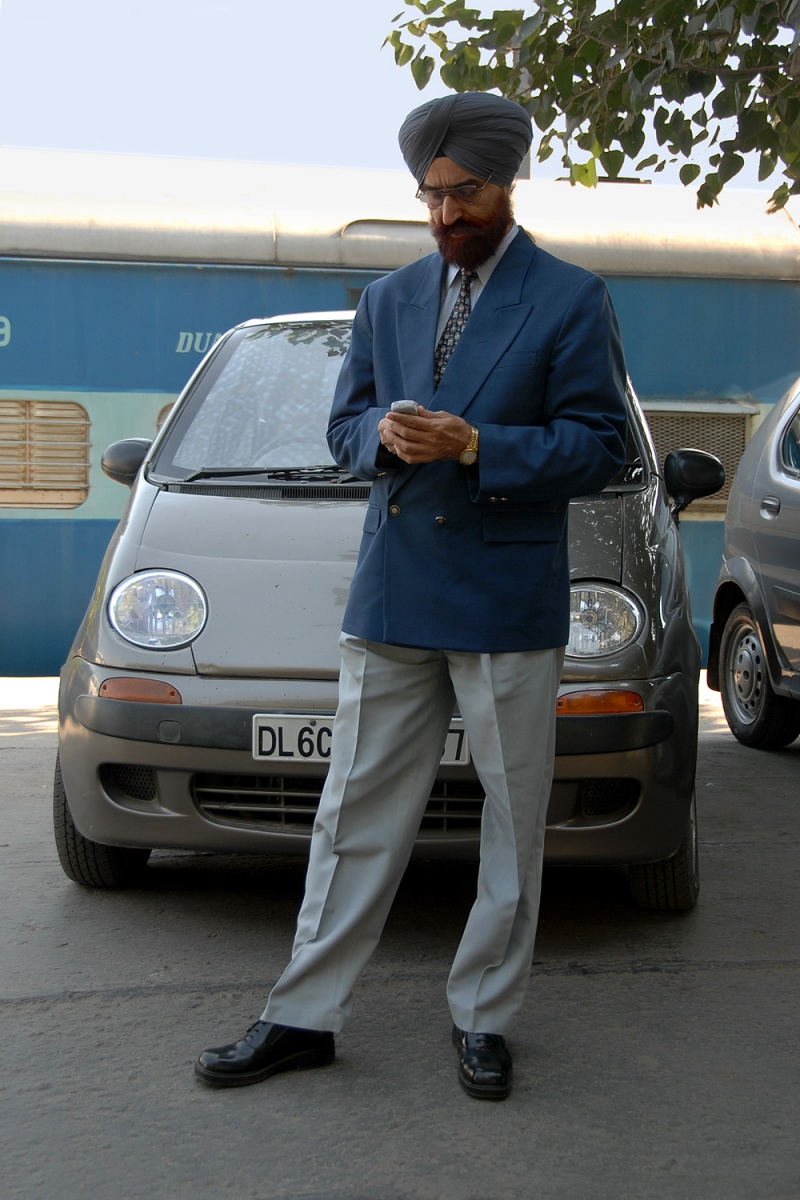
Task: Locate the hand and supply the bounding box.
[378,406,473,464]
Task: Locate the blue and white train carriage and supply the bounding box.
[1,146,799,674]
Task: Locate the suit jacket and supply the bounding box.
[327,228,628,653]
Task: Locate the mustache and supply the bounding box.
[433,217,483,236]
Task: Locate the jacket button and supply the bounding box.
[435,516,446,526]
[389,504,401,516]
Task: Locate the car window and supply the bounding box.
[781,406,800,476]
[153,322,351,478]
[153,318,647,490]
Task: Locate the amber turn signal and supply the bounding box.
[556,689,644,715]
[99,678,182,704]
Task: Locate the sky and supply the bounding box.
[0,0,452,170]
[0,0,767,189]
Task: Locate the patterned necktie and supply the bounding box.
[433,269,477,389]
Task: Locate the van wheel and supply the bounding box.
[719,603,800,749]
[629,793,700,912]
[53,753,151,887]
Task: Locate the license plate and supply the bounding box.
[252,714,469,765]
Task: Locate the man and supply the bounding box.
[196,91,628,1100]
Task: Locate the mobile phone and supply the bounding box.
[391,400,418,415]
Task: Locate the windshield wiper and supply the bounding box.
[259,466,363,483]
[180,467,277,482]
[178,465,364,484]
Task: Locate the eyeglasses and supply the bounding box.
[416,175,495,210]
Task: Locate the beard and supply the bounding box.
[430,190,514,270]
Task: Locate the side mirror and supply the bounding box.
[664,448,726,521]
[101,438,152,487]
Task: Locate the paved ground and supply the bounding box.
[0,676,798,1200]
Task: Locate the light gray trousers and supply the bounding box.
[263,634,563,1034]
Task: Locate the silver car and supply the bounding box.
[54,314,723,910]
[708,376,800,748]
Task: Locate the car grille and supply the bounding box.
[99,765,639,829]
[192,772,486,835]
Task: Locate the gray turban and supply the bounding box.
[398,91,532,187]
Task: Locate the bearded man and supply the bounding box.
[196,91,628,1100]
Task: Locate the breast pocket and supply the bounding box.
[492,349,540,373]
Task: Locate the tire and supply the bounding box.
[629,792,700,912]
[53,752,151,887]
[719,602,800,749]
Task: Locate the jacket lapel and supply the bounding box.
[433,229,536,419]
[396,255,445,407]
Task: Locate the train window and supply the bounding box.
[0,399,90,508]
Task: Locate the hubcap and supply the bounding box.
[728,625,765,724]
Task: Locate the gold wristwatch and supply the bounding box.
[459,425,479,466]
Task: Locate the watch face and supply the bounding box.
[459,449,478,465]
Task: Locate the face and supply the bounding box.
[423,157,514,270]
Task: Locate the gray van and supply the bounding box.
[54,314,723,910]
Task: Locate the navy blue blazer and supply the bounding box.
[327,228,628,653]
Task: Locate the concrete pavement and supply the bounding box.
[1,676,798,1200]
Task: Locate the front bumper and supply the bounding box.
[74,691,674,756]
[58,656,698,868]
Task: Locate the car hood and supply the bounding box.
[568,495,623,582]
[132,488,624,678]
[134,488,365,677]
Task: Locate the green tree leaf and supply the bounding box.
[600,149,626,178]
[388,0,800,209]
[571,158,598,187]
[411,51,436,88]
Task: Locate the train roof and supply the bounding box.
[1,146,798,280]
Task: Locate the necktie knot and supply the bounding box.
[434,270,477,389]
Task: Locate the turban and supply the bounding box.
[398,91,532,187]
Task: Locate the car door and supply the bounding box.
[751,397,800,671]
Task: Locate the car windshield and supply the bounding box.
[152,321,351,479]
[152,316,647,489]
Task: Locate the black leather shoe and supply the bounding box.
[195,1021,335,1087]
[452,1024,512,1100]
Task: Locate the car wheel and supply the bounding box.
[629,792,700,912]
[53,752,151,887]
[719,602,800,749]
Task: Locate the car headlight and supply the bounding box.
[108,571,207,649]
[567,584,643,657]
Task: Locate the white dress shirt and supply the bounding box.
[435,221,519,342]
